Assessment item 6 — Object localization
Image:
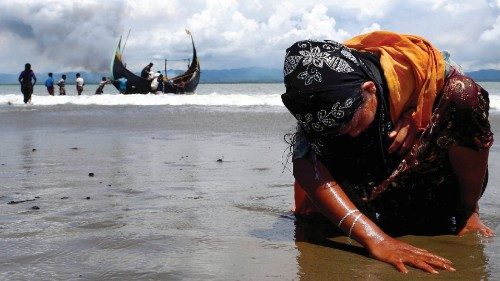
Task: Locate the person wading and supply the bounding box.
[18,63,37,104]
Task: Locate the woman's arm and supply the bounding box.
[293,156,455,273]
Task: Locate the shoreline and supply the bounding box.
[0,103,499,280]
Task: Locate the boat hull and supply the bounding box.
[111,35,200,94]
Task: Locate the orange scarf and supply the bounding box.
[344,31,445,130]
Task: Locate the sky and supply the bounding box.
[0,0,499,74]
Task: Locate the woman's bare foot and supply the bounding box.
[457,212,495,237]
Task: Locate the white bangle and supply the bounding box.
[348,213,363,240]
[337,209,358,228]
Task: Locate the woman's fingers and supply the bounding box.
[389,116,418,154]
[407,249,455,272]
[410,260,439,274]
[414,250,452,263]
[410,247,453,265]
[481,227,495,237]
[388,118,402,139]
[397,248,454,273]
[400,126,416,153]
[394,262,409,274]
[425,258,456,271]
[388,125,408,153]
[371,238,455,274]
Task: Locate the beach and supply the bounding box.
[0,83,499,280]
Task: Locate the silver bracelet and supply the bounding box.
[337,209,358,228]
[348,213,363,240]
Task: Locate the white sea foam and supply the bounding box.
[0,93,284,107]
[490,94,500,112]
[2,93,499,111]
[1,88,499,112]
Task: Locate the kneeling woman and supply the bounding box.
[282,31,493,273]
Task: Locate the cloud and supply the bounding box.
[0,0,498,73]
[0,0,126,73]
[480,15,500,42]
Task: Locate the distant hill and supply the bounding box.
[1,67,499,84]
[465,69,500,82]
[0,71,109,85]
[199,67,282,83]
[0,68,283,84]
[0,73,17,84]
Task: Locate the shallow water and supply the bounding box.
[0,84,499,280]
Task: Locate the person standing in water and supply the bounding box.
[95,77,111,95]
[75,73,84,95]
[45,72,55,96]
[117,77,128,94]
[155,74,165,94]
[18,63,37,104]
[57,74,67,96]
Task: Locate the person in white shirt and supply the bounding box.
[75,73,84,95]
[57,74,67,95]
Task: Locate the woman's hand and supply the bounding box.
[388,112,417,154]
[293,156,456,274]
[457,211,495,237]
[367,237,455,274]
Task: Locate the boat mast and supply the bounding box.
[122,29,131,54]
[163,58,190,77]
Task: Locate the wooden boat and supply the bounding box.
[110,31,200,94]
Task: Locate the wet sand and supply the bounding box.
[0,105,499,280]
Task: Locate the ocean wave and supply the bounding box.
[0,93,284,107]
[1,92,499,112]
[490,95,500,112]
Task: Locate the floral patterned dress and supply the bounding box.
[294,68,493,235]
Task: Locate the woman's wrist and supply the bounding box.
[348,215,390,251]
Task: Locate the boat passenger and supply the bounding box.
[151,74,164,94]
[150,76,159,92]
[141,62,154,79]
[281,31,493,274]
[148,70,160,81]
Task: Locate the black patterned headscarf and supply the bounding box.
[282,40,380,139]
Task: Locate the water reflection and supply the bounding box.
[293,215,489,280]
[20,133,35,189]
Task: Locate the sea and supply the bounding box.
[0,83,285,109]
[1,82,499,280]
[0,82,498,112]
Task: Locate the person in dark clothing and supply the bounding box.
[18,63,37,104]
[141,62,154,79]
[175,80,186,94]
[156,74,164,93]
[281,31,493,274]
